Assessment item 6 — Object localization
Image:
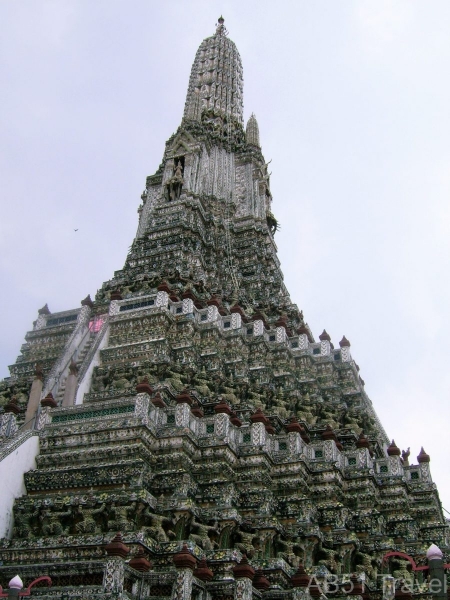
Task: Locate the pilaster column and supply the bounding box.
[233,556,255,600]
[62,360,78,407]
[172,544,196,600]
[24,365,43,429]
[103,533,130,595]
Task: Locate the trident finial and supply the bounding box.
[216,16,228,36]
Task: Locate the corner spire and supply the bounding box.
[246,113,260,147]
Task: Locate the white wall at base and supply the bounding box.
[0,433,40,539]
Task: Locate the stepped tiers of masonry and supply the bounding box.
[0,18,448,600]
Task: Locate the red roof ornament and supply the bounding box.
[41,393,57,408]
[193,557,214,581]
[417,447,430,463]
[387,440,401,456]
[339,336,351,347]
[343,574,364,596]
[250,408,269,425]
[136,377,153,395]
[286,416,302,434]
[105,532,130,558]
[291,564,311,588]
[253,569,271,590]
[214,400,232,415]
[129,546,152,572]
[173,543,197,570]
[206,294,221,308]
[110,290,123,301]
[232,555,255,580]
[275,314,288,330]
[319,329,331,341]
[322,424,343,450]
[356,432,370,449]
[4,396,21,415]
[230,411,242,427]
[175,390,193,406]
[157,281,172,294]
[151,392,167,408]
[191,401,204,418]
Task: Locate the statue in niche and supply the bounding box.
[165,160,184,201]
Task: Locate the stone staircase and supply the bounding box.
[54,332,96,406]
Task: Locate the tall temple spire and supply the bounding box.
[183,17,244,124]
[0,19,448,598]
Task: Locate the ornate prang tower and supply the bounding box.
[0,18,448,600]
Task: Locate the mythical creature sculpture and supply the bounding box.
[188,517,219,550]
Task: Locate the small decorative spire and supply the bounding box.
[417,447,430,463]
[136,377,153,396]
[175,390,193,406]
[285,416,302,434]
[191,400,204,418]
[194,557,214,581]
[356,432,370,449]
[129,546,152,572]
[339,335,350,347]
[387,440,401,456]
[104,532,130,558]
[232,555,255,580]
[41,392,57,408]
[214,399,232,415]
[151,392,167,408]
[291,564,310,588]
[173,543,197,570]
[246,114,260,147]
[319,329,331,341]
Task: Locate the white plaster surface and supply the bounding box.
[0,433,39,539]
[75,324,110,405]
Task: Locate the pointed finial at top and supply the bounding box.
[426,543,443,560]
[9,575,23,590]
[216,16,228,36]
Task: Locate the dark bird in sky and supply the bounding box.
[74,229,78,232]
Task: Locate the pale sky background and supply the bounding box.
[1,1,450,515]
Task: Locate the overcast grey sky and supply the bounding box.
[1,1,450,514]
